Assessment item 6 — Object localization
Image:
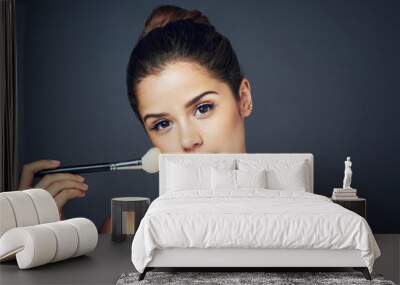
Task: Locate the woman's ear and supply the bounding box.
[238,78,253,118]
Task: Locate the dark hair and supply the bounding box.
[126,5,245,125]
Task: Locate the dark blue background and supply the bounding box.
[16,0,400,233]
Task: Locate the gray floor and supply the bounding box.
[0,234,398,285]
[0,235,134,285]
[374,234,400,284]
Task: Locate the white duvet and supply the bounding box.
[131,189,380,273]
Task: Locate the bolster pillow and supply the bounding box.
[0,218,98,269]
[0,189,60,237]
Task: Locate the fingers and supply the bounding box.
[32,172,88,215]
[45,180,88,197]
[18,160,89,217]
[35,173,84,190]
[54,189,86,210]
[18,160,60,190]
[24,160,60,173]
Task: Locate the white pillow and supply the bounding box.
[211,168,267,190]
[237,159,308,191]
[236,169,267,188]
[167,162,210,191]
[166,160,236,191]
[211,168,236,190]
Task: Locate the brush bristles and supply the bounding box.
[141,147,161,173]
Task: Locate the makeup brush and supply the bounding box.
[34,147,161,177]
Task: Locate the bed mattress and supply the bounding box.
[131,189,380,273]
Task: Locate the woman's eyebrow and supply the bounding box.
[184,91,218,108]
[143,91,218,123]
[143,112,169,123]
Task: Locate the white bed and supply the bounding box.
[131,153,381,280]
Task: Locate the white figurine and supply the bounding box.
[342,156,353,189]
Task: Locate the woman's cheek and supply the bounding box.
[204,104,245,152]
[198,108,238,142]
[148,128,181,153]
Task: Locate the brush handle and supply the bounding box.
[34,163,112,177]
[34,159,142,178]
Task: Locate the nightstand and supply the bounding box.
[331,198,366,219]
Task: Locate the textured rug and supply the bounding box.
[116,271,396,285]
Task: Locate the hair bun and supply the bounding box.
[141,5,212,39]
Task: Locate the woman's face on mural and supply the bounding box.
[136,61,253,153]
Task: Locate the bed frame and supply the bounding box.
[139,153,371,280]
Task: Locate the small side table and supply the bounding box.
[331,197,366,219]
[111,197,150,242]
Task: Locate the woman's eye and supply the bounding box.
[194,103,214,118]
[151,120,171,131]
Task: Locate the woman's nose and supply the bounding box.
[179,123,203,152]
